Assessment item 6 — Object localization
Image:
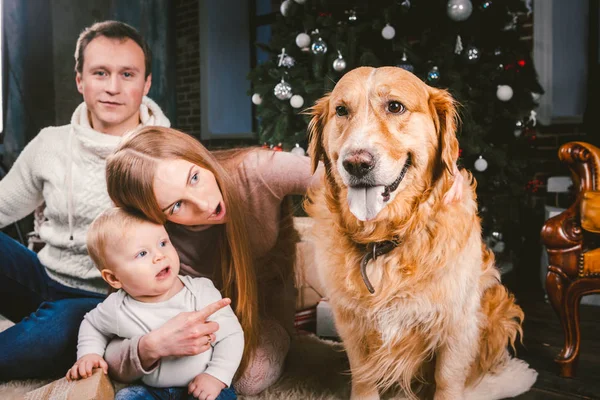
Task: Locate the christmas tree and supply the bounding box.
[247,0,543,256]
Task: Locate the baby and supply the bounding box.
[66,207,243,400]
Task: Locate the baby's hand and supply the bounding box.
[188,373,226,400]
[66,354,108,381]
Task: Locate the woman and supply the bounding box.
[104,126,317,395]
[104,126,463,395]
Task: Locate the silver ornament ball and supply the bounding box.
[274,80,293,100]
[311,37,328,55]
[333,56,347,72]
[447,0,473,22]
[465,45,480,63]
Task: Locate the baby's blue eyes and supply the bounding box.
[136,250,148,258]
[191,173,199,184]
[159,240,168,247]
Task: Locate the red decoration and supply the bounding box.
[261,142,269,149]
[458,148,464,157]
[525,179,543,194]
[517,59,526,67]
[273,142,284,151]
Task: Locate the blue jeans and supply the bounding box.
[0,232,105,380]
[116,385,237,400]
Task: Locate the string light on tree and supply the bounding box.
[251,93,263,105]
[447,0,473,21]
[290,94,304,109]
[474,156,488,172]
[333,51,347,72]
[382,24,396,40]
[274,78,293,100]
[496,85,513,102]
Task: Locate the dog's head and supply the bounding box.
[308,66,459,222]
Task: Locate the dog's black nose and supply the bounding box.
[343,150,375,178]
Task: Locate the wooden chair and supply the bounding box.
[541,141,600,377]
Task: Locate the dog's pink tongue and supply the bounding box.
[347,186,386,221]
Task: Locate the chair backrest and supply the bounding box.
[581,191,600,234]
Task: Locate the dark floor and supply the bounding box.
[507,275,600,400]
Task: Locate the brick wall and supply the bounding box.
[175,0,201,138]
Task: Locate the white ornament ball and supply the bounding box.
[496,85,513,102]
[294,0,306,3]
[382,24,396,40]
[290,94,304,109]
[474,156,488,172]
[290,143,306,156]
[447,0,473,22]
[280,0,292,16]
[295,33,311,49]
[493,241,506,253]
[251,93,263,105]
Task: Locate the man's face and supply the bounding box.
[76,36,151,136]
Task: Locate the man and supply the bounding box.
[0,21,170,379]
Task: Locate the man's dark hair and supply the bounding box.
[74,20,152,78]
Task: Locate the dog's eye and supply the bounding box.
[335,106,348,117]
[387,101,405,114]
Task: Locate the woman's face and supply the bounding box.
[153,158,227,227]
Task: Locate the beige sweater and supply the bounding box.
[0,97,170,293]
[106,149,320,382]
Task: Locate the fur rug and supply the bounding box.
[0,316,358,400]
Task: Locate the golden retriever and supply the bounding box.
[305,67,537,400]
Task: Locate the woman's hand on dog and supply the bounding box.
[443,163,464,205]
[66,353,108,381]
[138,298,230,369]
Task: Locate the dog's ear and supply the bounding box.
[306,94,330,173]
[428,87,460,174]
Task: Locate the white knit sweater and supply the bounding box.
[0,97,170,294]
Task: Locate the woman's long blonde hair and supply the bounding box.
[106,126,258,374]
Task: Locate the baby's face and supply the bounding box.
[107,220,181,301]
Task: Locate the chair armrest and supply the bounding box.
[540,142,600,277]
